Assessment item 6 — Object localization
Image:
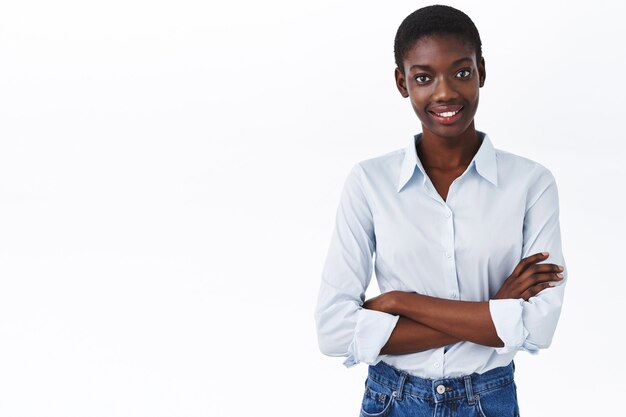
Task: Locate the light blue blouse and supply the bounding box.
[314,131,567,378]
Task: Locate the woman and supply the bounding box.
[314,5,567,417]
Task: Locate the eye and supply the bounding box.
[456,69,472,78]
[414,74,431,84]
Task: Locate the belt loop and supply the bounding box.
[464,375,476,405]
[394,371,408,401]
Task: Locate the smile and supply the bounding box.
[428,106,464,125]
[434,109,461,117]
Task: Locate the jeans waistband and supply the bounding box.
[367,361,515,404]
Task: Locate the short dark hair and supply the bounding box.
[394,5,482,73]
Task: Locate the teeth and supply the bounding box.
[435,110,460,117]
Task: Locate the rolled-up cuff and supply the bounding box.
[489,298,530,354]
[343,309,399,367]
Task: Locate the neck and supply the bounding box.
[417,124,481,170]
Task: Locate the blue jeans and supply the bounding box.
[360,361,519,417]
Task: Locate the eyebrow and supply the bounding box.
[409,57,474,71]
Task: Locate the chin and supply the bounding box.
[422,123,472,139]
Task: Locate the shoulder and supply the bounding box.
[354,147,404,174]
[350,147,405,184]
[495,148,556,185]
[494,147,560,210]
[340,146,405,202]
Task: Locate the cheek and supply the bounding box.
[408,90,429,112]
[464,90,480,113]
[409,99,429,121]
[462,84,480,101]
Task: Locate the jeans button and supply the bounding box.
[436,385,446,394]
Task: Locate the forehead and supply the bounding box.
[403,34,476,69]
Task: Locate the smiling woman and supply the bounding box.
[314,5,567,417]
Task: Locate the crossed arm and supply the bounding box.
[364,252,564,355]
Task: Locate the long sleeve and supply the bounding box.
[314,163,399,367]
[489,167,567,353]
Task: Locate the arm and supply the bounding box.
[379,317,460,355]
[381,292,503,347]
[314,164,399,367]
[488,168,567,353]
[365,252,564,349]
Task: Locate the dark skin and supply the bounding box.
[363,34,564,354]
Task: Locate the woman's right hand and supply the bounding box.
[493,252,564,301]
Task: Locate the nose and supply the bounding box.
[432,76,459,102]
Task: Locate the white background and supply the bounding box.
[0,1,624,416]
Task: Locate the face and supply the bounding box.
[395,34,486,140]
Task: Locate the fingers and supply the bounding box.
[511,252,549,277]
[519,264,565,300]
[526,262,562,273]
[520,281,559,301]
[497,252,565,301]
[513,252,564,284]
[524,261,564,283]
[514,263,562,283]
[520,283,549,301]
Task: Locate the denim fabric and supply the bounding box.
[360,361,519,417]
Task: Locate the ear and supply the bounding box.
[478,56,486,88]
[394,67,409,98]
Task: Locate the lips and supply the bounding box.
[428,105,464,124]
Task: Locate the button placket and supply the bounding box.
[444,206,454,261]
[443,204,460,301]
[433,349,444,377]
